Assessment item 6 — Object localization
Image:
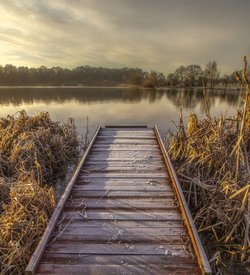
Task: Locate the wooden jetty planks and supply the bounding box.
[39,254,195,264]
[36,264,201,275]
[26,125,211,275]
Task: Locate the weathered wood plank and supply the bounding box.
[57,220,183,229]
[89,149,161,154]
[67,197,175,204]
[95,138,158,143]
[36,263,201,275]
[74,178,171,189]
[86,157,163,161]
[99,130,153,134]
[98,130,155,134]
[83,164,164,169]
[84,161,165,167]
[86,157,164,162]
[74,178,171,192]
[84,164,165,170]
[99,133,154,136]
[78,172,168,179]
[92,144,160,148]
[96,140,157,144]
[45,242,191,256]
[90,150,161,154]
[64,198,176,210]
[89,152,162,158]
[70,190,174,198]
[65,202,177,211]
[97,135,156,139]
[55,224,185,236]
[104,125,148,128]
[73,185,168,191]
[53,223,187,243]
[85,159,165,165]
[81,166,165,172]
[53,234,185,243]
[91,148,161,152]
[94,142,158,146]
[88,155,163,160]
[40,254,196,265]
[75,177,170,183]
[87,159,164,165]
[63,209,182,221]
[100,128,153,132]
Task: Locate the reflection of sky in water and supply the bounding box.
[0,87,240,137]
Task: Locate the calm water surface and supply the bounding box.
[0,87,240,137]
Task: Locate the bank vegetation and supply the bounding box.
[0,111,78,274]
[168,56,250,273]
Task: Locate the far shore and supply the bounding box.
[0,84,241,91]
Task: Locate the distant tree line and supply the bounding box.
[0,65,146,86]
[166,62,239,89]
[0,62,240,88]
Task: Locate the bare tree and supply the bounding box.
[204,61,220,89]
[174,66,187,88]
[186,65,203,87]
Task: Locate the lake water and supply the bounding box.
[0,87,240,137]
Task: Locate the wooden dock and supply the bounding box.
[26,125,211,275]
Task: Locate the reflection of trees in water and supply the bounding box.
[164,89,204,109]
[0,87,239,109]
[209,89,240,105]
[199,89,240,114]
[0,88,163,106]
[164,88,239,111]
[0,88,146,106]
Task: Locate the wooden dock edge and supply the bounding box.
[25,125,101,275]
[105,124,148,128]
[154,125,212,275]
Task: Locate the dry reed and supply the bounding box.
[0,111,78,274]
[168,57,250,273]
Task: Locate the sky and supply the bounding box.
[0,0,250,74]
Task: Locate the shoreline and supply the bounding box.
[0,85,241,91]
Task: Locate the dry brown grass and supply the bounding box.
[0,111,78,274]
[168,57,250,273]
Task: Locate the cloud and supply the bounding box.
[0,0,249,74]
